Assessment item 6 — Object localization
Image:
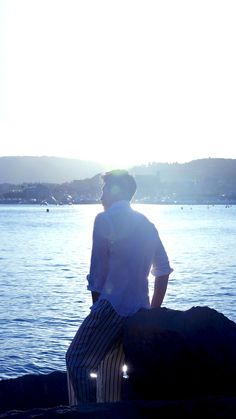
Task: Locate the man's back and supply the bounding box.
[88,201,171,316]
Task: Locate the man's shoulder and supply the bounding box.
[94,211,108,225]
[130,208,158,232]
[94,210,116,228]
[95,211,105,220]
[93,212,111,238]
[95,205,156,227]
[131,207,153,223]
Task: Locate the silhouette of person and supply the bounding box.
[66,170,173,403]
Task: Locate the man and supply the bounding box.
[66,170,173,404]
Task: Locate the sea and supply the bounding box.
[0,203,235,380]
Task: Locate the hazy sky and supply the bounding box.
[0,0,236,167]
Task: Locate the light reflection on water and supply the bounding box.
[0,204,235,379]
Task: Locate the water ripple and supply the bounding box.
[1,204,236,379]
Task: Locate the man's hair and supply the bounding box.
[102,170,137,201]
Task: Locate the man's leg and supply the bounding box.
[66,371,78,405]
[97,343,125,402]
[66,300,125,404]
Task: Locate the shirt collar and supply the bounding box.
[109,200,131,210]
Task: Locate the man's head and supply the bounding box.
[101,170,137,210]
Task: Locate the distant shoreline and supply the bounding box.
[0,201,235,206]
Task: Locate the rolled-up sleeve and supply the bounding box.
[87,214,109,293]
[151,228,173,277]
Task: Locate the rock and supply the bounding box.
[1,398,236,418]
[1,306,236,417]
[0,371,67,414]
[122,306,236,400]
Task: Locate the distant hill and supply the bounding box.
[1,157,236,197]
[0,156,105,183]
[130,158,236,200]
[1,157,236,204]
[130,158,236,183]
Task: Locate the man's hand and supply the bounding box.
[91,291,100,304]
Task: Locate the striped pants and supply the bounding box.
[66,299,126,404]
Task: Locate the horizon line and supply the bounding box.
[0,155,235,167]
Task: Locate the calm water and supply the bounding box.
[0,204,235,380]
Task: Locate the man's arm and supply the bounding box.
[87,214,109,301]
[151,274,169,308]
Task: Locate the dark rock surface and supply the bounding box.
[123,306,236,400]
[1,398,236,418]
[1,306,236,417]
[0,372,68,414]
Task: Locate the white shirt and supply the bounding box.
[87,200,173,316]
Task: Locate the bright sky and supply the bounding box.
[0,0,236,167]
